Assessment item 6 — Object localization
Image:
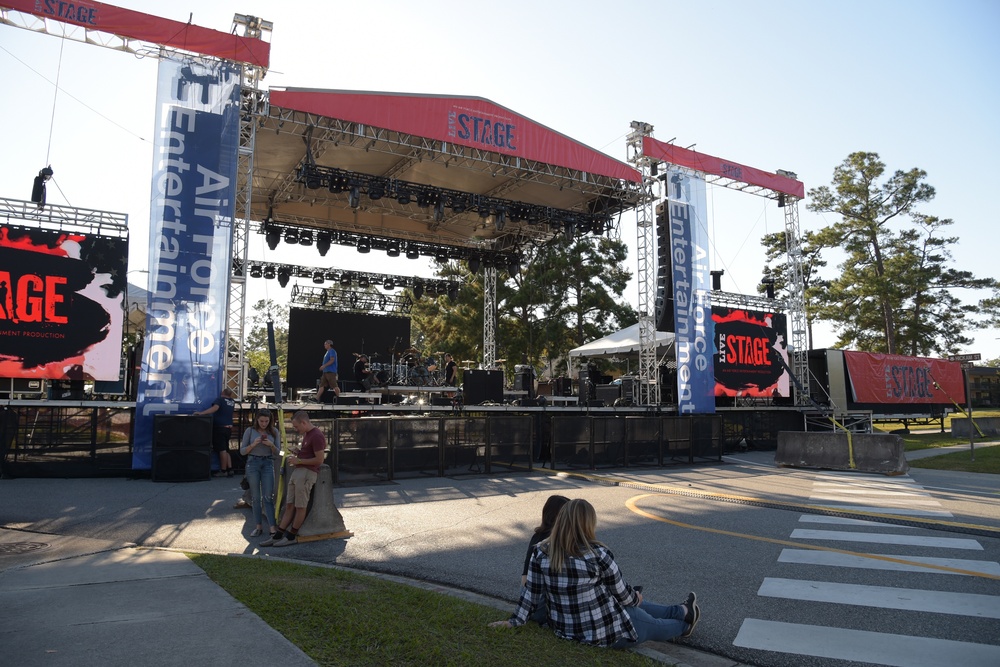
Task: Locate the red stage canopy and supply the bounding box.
[270,89,640,184]
[2,0,270,68]
[643,136,804,199]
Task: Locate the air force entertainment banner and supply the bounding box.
[665,167,714,414]
[132,57,240,469]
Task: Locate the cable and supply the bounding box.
[44,37,65,167]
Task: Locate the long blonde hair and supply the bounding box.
[547,498,603,573]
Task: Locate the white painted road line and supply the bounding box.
[758,577,1000,618]
[734,618,1000,667]
[777,548,1000,576]
[809,494,941,505]
[790,529,983,550]
[797,515,917,529]
[808,504,952,517]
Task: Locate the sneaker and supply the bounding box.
[233,499,251,509]
[273,535,298,547]
[227,470,234,478]
[680,593,700,638]
[259,534,281,547]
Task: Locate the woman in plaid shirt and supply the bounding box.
[491,498,699,647]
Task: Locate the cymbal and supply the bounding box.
[434,351,446,355]
[461,360,477,364]
[494,359,507,363]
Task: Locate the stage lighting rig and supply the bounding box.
[316,232,332,256]
[30,165,53,208]
[264,225,280,250]
[277,268,291,288]
[298,230,313,246]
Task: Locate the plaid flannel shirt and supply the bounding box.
[509,542,640,646]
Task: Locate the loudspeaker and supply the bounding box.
[152,415,212,482]
[12,378,44,394]
[464,369,503,405]
[596,384,620,404]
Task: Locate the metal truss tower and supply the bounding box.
[626,122,659,406]
[226,14,271,396]
[782,197,811,405]
[483,266,497,368]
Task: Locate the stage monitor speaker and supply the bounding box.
[464,369,503,405]
[12,378,44,394]
[152,414,212,482]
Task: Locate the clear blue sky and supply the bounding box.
[1,0,997,360]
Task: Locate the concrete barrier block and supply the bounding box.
[776,431,908,475]
[952,417,1000,438]
[298,464,353,541]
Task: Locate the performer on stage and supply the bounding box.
[316,339,339,402]
[354,353,374,390]
[444,353,458,386]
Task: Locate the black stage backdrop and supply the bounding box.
[286,308,411,391]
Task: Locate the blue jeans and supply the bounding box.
[245,455,276,529]
[613,601,687,648]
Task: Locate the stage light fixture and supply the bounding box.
[367,178,386,200]
[298,230,313,246]
[413,283,424,300]
[358,275,370,287]
[396,188,412,205]
[249,264,263,278]
[468,256,481,274]
[383,278,395,291]
[265,205,274,225]
[448,284,459,303]
[777,193,786,208]
[435,249,449,263]
[313,271,325,284]
[761,276,776,299]
[265,226,281,250]
[357,238,371,253]
[263,265,276,280]
[494,210,506,232]
[284,228,299,244]
[277,268,291,288]
[316,232,332,256]
[340,273,352,286]
[30,165,53,207]
[507,255,521,274]
[306,168,324,189]
[386,240,401,257]
[416,192,431,208]
[434,200,446,222]
[405,243,421,260]
[450,195,467,213]
[328,174,347,193]
[563,222,575,242]
[348,185,361,208]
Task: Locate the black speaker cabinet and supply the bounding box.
[463,369,504,405]
[152,414,212,482]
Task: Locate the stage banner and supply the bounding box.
[713,307,790,398]
[843,351,965,405]
[0,222,127,380]
[665,167,715,414]
[132,56,240,470]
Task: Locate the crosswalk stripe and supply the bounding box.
[734,618,1000,667]
[798,515,918,529]
[790,528,983,549]
[809,494,941,505]
[809,487,933,497]
[808,503,952,517]
[812,472,917,483]
[777,548,1000,576]
[758,577,1000,617]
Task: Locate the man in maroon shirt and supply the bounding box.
[261,411,326,547]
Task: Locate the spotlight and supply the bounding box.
[264,205,274,225]
[313,271,325,284]
[263,265,276,280]
[348,185,361,208]
[383,278,395,291]
[777,193,786,208]
[413,283,424,300]
[563,222,575,242]
[305,168,324,189]
[367,178,386,200]
[265,226,280,251]
[284,228,299,244]
[761,276,776,299]
[298,230,313,246]
[316,232,332,256]
[494,209,507,231]
[507,255,521,274]
[450,195,467,213]
[30,165,53,207]
[396,188,412,205]
[357,238,371,253]
[434,200,446,222]
[358,275,370,288]
[277,268,291,288]
[405,243,421,259]
[249,264,263,278]
[416,192,431,209]
[468,256,481,274]
[340,273,352,286]
[448,284,459,303]
[435,250,449,263]
[386,240,401,257]
[329,174,347,193]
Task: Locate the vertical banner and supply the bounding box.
[132,57,240,470]
[665,167,715,414]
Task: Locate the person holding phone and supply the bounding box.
[239,409,281,538]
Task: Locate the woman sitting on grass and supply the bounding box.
[490,498,699,648]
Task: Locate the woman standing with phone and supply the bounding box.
[239,409,281,538]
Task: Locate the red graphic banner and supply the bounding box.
[843,351,965,405]
[713,307,790,398]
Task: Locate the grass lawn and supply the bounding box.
[908,442,1000,474]
[190,555,664,667]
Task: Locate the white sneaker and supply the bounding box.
[273,535,298,547]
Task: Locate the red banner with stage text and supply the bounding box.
[843,351,965,405]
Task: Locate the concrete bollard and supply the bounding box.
[776,431,908,476]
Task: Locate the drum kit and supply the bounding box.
[360,345,449,386]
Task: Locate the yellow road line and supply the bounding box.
[625,493,1000,581]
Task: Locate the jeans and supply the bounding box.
[245,455,276,529]
[613,601,688,648]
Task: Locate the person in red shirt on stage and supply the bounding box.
[261,411,326,548]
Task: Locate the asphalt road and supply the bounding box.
[2,449,998,667]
